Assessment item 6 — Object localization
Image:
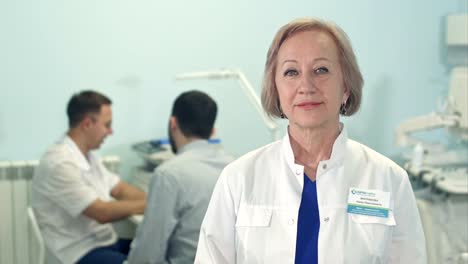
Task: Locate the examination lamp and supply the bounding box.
[175,69,280,141]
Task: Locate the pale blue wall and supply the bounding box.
[1,0,466,178]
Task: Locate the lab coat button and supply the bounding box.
[323,217,330,222]
[322,164,327,170]
[288,219,295,225]
[295,169,301,175]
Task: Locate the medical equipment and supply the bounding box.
[395,14,468,264]
[395,14,468,169]
[131,138,222,171]
[395,12,468,173]
[396,13,468,149]
[175,68,281,142]
[132,139,168,155]
[395,66,468,149]
[398,70,468,264]
[395,13,468,191]
[395,66,468,170]
[132,139,174,170]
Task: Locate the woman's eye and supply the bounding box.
[314,67,329,74]
[284,69,298,77]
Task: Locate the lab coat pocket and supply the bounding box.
[349,211,396,258]
[235,205,273,263]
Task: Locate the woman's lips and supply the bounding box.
[295,101,322,110]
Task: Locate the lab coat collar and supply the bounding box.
[62,135,91,171]
[282,123,348,180]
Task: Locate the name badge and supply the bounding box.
[347,188,390,218]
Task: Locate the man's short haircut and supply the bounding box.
[67,90,112,128]
[171,90,217,139]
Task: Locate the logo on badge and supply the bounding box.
[351,189,375,197]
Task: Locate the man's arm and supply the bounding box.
[83,198,146,224]
[43,160,146,224]
[111,181,146,200]
[80,163,147,224]
[84,178,147,224]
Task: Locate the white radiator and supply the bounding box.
[0,160,37,264]
[0,157,120,264]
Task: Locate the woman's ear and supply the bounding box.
[343,86,350,103]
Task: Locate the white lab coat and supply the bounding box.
[32,136,119,263]
[195,127,427,264]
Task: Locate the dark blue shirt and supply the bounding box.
[295,174,320,264]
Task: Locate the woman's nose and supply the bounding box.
[298,74,317,94]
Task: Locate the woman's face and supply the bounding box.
[275,29,348,130]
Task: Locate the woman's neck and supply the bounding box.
[289,122,341,171]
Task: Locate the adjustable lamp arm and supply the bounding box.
[175,69,280,141]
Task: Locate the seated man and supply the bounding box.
[32,90,146,264]
[127,90,234,264]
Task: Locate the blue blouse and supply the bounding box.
[295,174,320,264]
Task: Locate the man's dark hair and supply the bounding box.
[172,90,217,139]
[67,90,112,128]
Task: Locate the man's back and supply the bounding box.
[128,140,234,264]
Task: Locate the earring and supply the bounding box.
[340,101,347,115]
[278,103,286,119]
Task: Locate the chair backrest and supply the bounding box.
[27,207,45,264]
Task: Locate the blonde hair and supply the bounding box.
[261,17,363,118]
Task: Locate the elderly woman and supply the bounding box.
[195,17,426,264]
